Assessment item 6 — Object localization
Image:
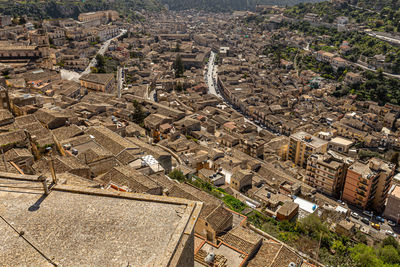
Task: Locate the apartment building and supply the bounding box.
[383,185,400,223]
[342,158,395,212]
[306,153,347,197]
[288,131,328,169]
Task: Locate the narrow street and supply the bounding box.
[205,51,262,132]
[60,29,127,81]
[206,51,220,97]
[81,29,127,76]
[117,67,123,98]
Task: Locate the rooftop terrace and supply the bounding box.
[0,174,201,266]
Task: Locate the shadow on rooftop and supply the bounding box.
[28,194,48,212]
[0,188,42,195]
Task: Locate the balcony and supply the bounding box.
[359,179,368,186]
[356,189,366,197]
[383,183,391,194]
[371,175,380,184]
[370,186,377,196]
[358,185,367,192]
[384,177,392,187]
[371,180,379,190]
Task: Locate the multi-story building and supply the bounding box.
[240,137,265,159]
[342,158,395,212]
[78,10,119,27]
[0,45,43,62]
[288,131,328,169]
[328,136,354,153]
[383,185,400,223]
[306,153,347,197]
[79,73,115,93]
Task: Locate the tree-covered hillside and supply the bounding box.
[0,0,328,17]
[0,0,161,19]
[160,0,325,12]
[351,0,400,11]
[285,0,400,32]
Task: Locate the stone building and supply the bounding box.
[80,73,115,93]
[383,185,400,223]
[0,173,201,266]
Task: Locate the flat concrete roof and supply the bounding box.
[291,131,328,149]
[390,185,400,199]
[330,136,354,146]
[0,176,202,266]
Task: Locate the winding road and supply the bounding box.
[61,29,127,82]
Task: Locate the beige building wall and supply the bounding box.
[288,132,328,169]
[384,185,400,223]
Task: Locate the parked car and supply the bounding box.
[388,220,397,227]
[376,216,385,223]
[361,217,370,225]
[363,210,373,217]
[371,223,381,230]
[351,212,359,219]
[385,230,398,238]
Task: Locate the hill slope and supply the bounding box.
[0,0,162,19]
[0,0,330,18]
[160,0,326,12]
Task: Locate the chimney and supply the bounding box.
[39,175,49,195]
[48,157,57,184]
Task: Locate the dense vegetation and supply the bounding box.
[333,70,400,105]
[0,0,328,17]
[0,0,161,19]
[172,165,400,266]
[285,0,400,32]
[249,211,400,266]
[285,21,400,73]
[160,0,324,12]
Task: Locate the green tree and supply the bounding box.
[299,214,328,236]
[350,244,383,267]
[176,82,183,92]
[382,236,400,250]
[95,54,106,73]
[168,169,186,182]
[173,55,184,78]
[19,16,26,25]
[132,100,146,124]
[331,240,347,255]
[378,245,400,264]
